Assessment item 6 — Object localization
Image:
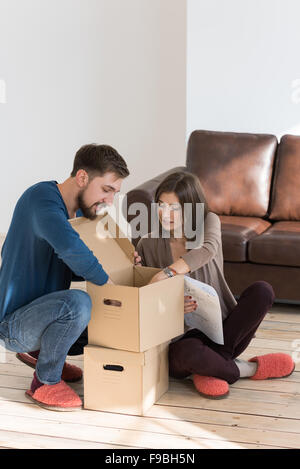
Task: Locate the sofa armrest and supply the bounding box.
[123,166,188,246]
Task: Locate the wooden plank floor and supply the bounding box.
[0,299,299,449]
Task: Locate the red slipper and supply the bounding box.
[25,380,82,411]
[249,353,295,380]
[193,375,229,399]
[16,352,83,383]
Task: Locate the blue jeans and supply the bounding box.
[0,289,92,385]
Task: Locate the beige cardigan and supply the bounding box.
[136,211,237,320]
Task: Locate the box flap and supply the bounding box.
[69,213,135,284]
[85,344,145,366]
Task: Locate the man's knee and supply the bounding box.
[64,290,92,325]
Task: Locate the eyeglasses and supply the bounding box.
[157,202,182,212]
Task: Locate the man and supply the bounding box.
[0,144,138,411]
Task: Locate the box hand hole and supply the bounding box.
[103,364,124,372]
[103,299,122,307]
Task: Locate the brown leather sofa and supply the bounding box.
[125,130,300,302]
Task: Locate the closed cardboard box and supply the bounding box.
[84,343,169,415]
[69,214,184,352]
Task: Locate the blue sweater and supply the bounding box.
[0,180,109,321]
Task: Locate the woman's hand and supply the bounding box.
[134,251,142,266]
[148,270,169,284]
[147,274,198,313]
[184,295,198,314]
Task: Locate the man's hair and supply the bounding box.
[70,144,130,180]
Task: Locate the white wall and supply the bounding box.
[3,0,300,237]
[0,0,187,234]
[187,0,300,140]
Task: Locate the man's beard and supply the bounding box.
[77,190,107,220]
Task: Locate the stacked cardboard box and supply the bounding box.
[69,213,184,415]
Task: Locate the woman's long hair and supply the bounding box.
[154,171,209,242]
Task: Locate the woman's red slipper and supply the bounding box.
[249,353,295,380]
[25,380,82,411]
[192,375,229,399]
[16,352,83,383]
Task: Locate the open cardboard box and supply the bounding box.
[69,213,184,352]
[83,342,169,415]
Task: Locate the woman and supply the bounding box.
[135,171,295,399]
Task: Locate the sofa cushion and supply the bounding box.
[248,221,300,267]
[186,130,277,217]
[269,135,300,221]
[220,216,271,262]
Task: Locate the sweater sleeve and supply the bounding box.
[181,212,222,273]
[32,193,109,286]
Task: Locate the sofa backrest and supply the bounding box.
[269,135,300,221]
[186,130,278,217]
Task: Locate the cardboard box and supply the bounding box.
[83,342,169,415]
[69,214,184,352]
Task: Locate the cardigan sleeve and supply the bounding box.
[180,212,222,273]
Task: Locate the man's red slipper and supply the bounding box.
[16,352,83,383]
[192,375,229,399]
[25,380,82,411]
[249,353,295,380]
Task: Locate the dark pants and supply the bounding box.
[168,281,275,384]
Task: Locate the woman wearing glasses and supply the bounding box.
[135,171,295,399]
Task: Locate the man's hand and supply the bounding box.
[184,295,197,314]
[134,251,142,266]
